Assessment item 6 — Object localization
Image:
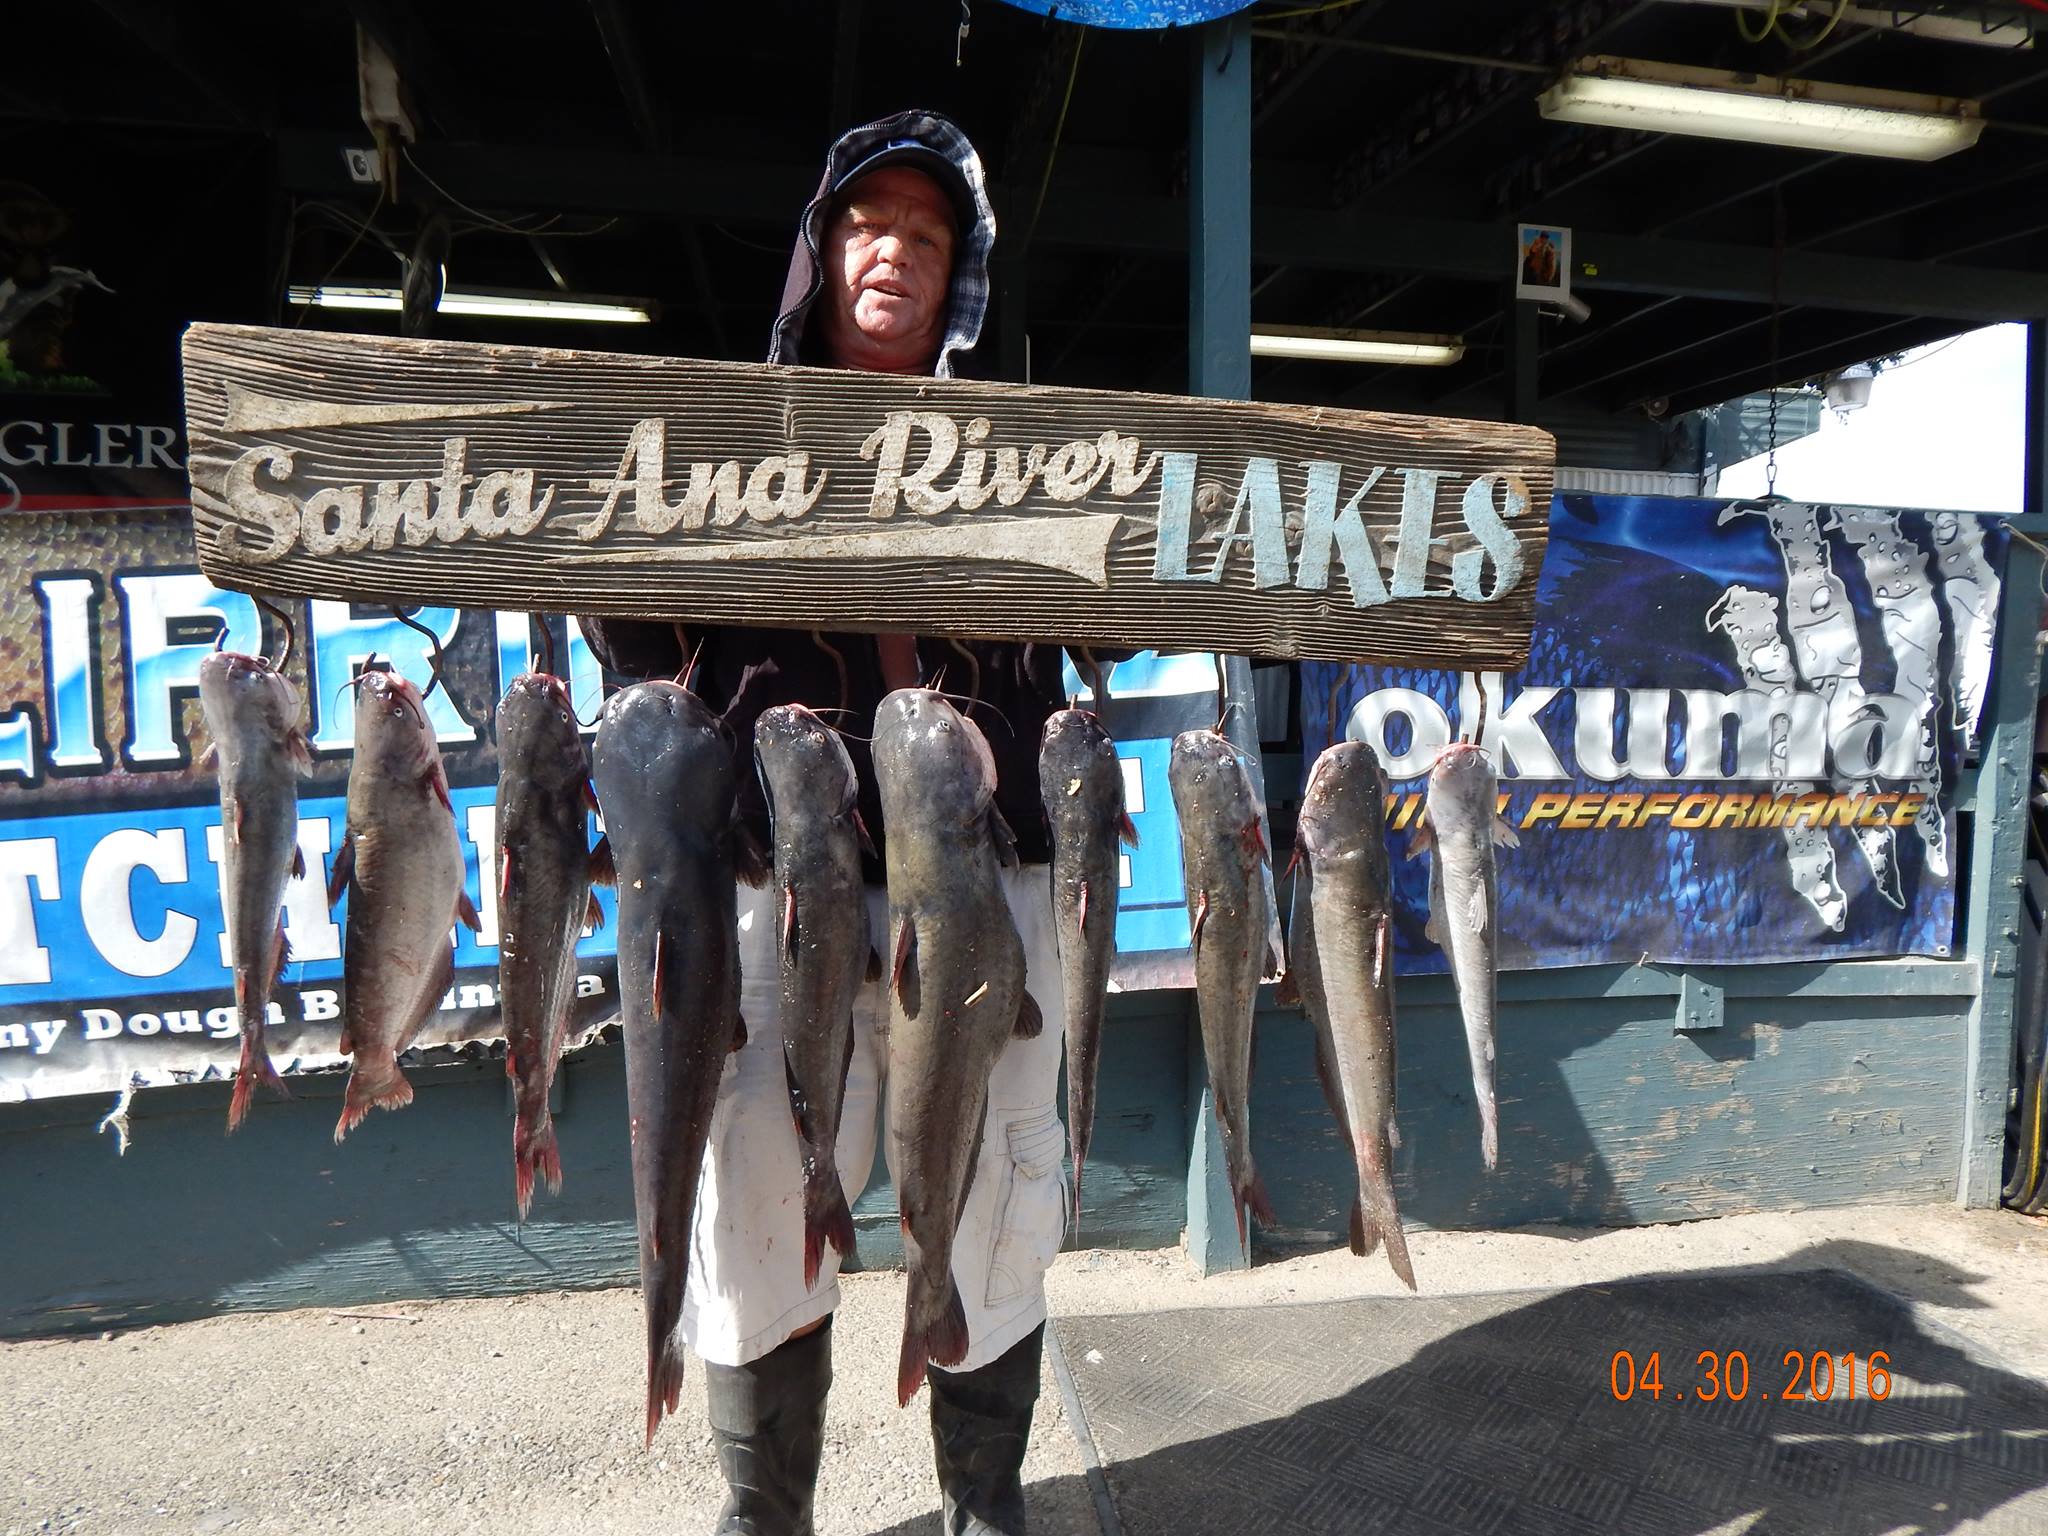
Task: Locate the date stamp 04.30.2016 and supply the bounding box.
[1610,1350,1894,1404]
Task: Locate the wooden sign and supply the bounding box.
[182,324,1556,667]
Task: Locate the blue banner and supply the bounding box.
[1303,495,2007,971]
[0,505,622,1099]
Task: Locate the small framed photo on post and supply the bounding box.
[1515,224,1571,303]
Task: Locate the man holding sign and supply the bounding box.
[583,112,1069,1536]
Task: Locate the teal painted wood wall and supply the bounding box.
[0,969,1975,1337]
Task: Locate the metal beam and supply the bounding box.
[272,133,2048,324]
[83,0,251,130]
[1959,321,2046,1206]
[1186,12,1254,1279]
[589,0,669,151]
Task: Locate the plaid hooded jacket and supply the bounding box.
[581,111,1071,873]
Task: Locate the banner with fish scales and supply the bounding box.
[1303,494,2007,971]
[179,324,1555,669]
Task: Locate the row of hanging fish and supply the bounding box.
[1170,725,1516,1293]
[200,617,1511,1413]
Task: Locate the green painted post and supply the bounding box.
[1959,321,2047,1206]
[1184,9,1253,1276]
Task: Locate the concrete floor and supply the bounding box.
[6,1205,2047,1536]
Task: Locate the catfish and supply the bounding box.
[198,648,311,1131]
[329,666,479,1142]
[873,688,1040,1407]
[592,678,762,1446]
[495,669,613,1220]
[1412,740,1517,1170]
[1169,728,1280,1254]
[754,702,873,1288]
[1289,741,1414,1288]
[1037,707,1136,1229]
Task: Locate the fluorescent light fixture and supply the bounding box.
[1540,56,1984,161]
[1250,326,1465,366]
[287,284,655,324]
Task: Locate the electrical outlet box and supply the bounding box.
[342,147,381,185]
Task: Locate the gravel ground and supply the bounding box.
[7,1204,2045,1536]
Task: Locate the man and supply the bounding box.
[581,111,1069,1536]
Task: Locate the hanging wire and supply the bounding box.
[1735,1,1784,43]
[1025,32,1086,254]
[1764,185,1786,500]
[1259,0,1376,20]
[292,183,388,327]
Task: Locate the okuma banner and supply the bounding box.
[1302,494,2007,971]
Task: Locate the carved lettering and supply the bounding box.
[218,445,298,564]
[581,416,664,540]
[300,486,364,556]
[1152,451,1201,582]
[470,469,553,538]
[1295,462,1390,608]
[740,453,826,523]
[369,478,428,550]
[861,411,959,518]
[1098,431,1161,496]
[1390,466,1450,599]
[1042,440,1106,502]
[1452,472,1527,602]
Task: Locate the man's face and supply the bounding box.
[818,166,957,373]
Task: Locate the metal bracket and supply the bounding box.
[1676,972,1725,1033]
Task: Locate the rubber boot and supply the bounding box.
[705,1318,832,1536]
[928,1323,1043,1536]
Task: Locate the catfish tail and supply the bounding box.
[1357,1149,1415,1290]
[897,1271,969,1407]
[334,1053,413,1144]
[1231,1167,1276,1252]
[803,1176,857,1291]
[645,1332,688,1448]
[226,964,289,1133]
[513,1111,564,1221]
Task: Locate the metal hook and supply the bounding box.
[1077,645,1108,709]
[533,614,557,679]
[947,638,981,711]
[253,595,295,672]
[389,608,448,700]
[812,630,849,716]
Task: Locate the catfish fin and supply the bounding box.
[585,890,606,931]
[987,806,1019,869]
[456,890,483,933]
[854,811,877,859]
[1014,989,1043,1040]
[291,845,306,881]
[327,834,355,907]
[587,834,616,887]
[1465,884,1487,934]
[1119,810,1140,848]
[1406,820,1435,859]
[731,821,770,889]
[197,741,218,769]
[1494,816,1521,849]
[1188,889,1209,951]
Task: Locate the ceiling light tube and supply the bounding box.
[1250,327,1465,366]
[1539,56,1984,161]
[287,285,655,324]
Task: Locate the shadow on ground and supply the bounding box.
[1031,1241,2048,1536]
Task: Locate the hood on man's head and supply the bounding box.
[768,110,997,380]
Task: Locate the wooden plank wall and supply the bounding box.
[0,980,1969,1336]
